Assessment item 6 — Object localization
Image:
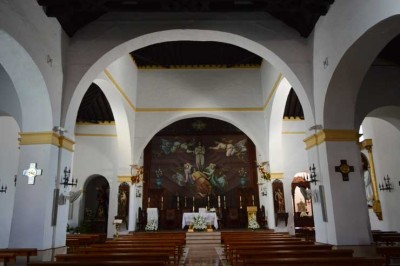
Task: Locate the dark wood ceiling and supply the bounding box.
[131,41,262,68]
[37,0,335,38]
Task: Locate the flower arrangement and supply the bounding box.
[145,218,158,231]
[192,214,208,231]
[248,215,260,230]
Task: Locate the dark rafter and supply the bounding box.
[37,0,335,37]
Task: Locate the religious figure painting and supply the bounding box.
[148,134,253,198]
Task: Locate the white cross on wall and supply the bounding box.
[22,163,43,185]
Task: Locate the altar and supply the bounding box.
[182,212,218,229]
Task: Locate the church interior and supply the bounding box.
[1,0,400,265]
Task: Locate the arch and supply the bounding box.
[0,116,20,247]
[323,15,400,129]
[268,78,293,171]
[93,78,133,174]
[132,112,266,163]
[0,30,53,131]
[0,64,22,128]
[81,175,110,234]
[65,29,313,138]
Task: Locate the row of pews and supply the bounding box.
[221,231,385,265]
[29,232,186,265]
[0,248,37,266]
[373,230,400,266]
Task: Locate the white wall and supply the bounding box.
[362,117,400,232]
[281,119,308,234]
[137,68,262,108]
[0,116,19,248]
[71,124,120,237]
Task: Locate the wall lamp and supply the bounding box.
[307,164,319,185]
[379,175,394,192]
[60,167,78,188]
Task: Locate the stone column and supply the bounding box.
[9,132,74,255]
[304,129,371,245]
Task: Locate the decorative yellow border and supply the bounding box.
[118,176,131,183]
[360,139,373,150]
[304,129,359,150]
[263,74,283,109]
[271,172,284,179]
[283,117,304,121]
[19,132,75,151]
[75,133,117,137]
[282,131,306,135]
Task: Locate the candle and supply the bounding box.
[252,195,254,201]
[161,196,163,202]
[240,196,242,201]
[148,197,150,203]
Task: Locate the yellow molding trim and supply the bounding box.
[75,133,118,137]
[271,173,284,179]
[136,107,262,112]
[19,132,75,151]
[282,131,306,135]
[263,73,283,110]
[104,69,137,112]
[76,121,116,126]
[304,129,359,150]
[118,176,131,183]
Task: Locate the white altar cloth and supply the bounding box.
[182,212,218,229]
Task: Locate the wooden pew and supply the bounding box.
[376,246,400,265]
[55,252,171,264]
[242,257,385,266]
[0,248,37,264]
[238,249,353,266]
[29,261,166,266]
[0,253,16,266]
[226,243,333,263]
[76,246,177,264]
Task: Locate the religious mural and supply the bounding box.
[148,134,253,198]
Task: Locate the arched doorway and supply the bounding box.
[82,175,110,234]
[291,175,314,239]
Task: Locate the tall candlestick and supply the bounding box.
[252,195,254,206]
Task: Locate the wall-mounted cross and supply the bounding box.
[334,160,354,181]
[22,163,43,185]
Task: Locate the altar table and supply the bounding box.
[182,212,218,229]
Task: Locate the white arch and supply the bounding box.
[268,78,292,172]
[0,30,53,131]
[93,78,133,175]
[132,112,265,163]
[65,29,313,137]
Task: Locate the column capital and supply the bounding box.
[304,129,360,150]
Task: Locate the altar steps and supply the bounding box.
[186,231,221,247]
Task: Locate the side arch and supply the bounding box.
[0,30,53,131]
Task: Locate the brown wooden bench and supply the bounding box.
[0,248,38,264]
[55,252,171,264]
[243,257,385,266]
[226,243,333,263]
[29,261,166,266]
[76,246,178,264]
[376,246,400,265]
[238,249,353,265]
[0,253,16,266]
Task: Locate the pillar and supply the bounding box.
[304,129,371,245]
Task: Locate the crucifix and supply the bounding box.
[22,163,43,185]
[334,160,354,181]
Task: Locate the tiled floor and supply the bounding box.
[184,245,226,266]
